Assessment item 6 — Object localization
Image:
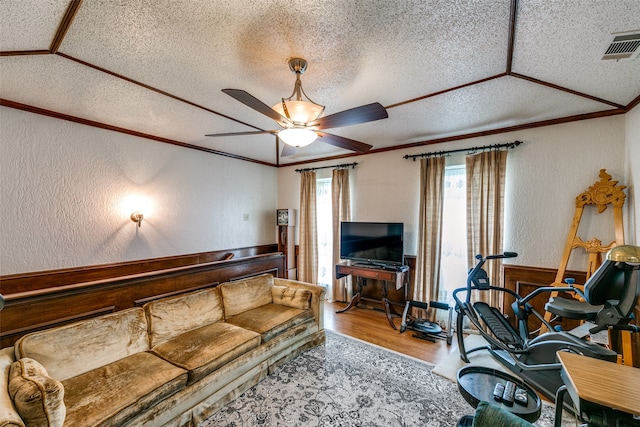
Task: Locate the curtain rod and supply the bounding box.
[403,140,523,161]
[295,162,358,173]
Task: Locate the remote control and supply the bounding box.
[502,381,516,405]
[493,382,505,401]
[514,387,528,405]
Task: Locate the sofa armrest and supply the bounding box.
[274,278,326,330]
[0,347,25,427]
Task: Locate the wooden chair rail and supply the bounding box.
[3,254,276,304]
[0,244,278,295]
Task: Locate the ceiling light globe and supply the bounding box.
[273,100,324,124]
[279,128,318,147]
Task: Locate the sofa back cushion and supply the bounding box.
[220,274,274,318]
[14,308,149,381]
[144,287,224,347]
[271,286,312,310]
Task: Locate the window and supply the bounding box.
[438,164,467,304]
[316,177,333,290]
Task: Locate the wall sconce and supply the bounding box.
[130,212,144,228]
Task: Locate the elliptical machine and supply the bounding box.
[452,251,628,408]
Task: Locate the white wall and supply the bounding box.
[1,106,632,276]
[0,106,277,275]
[278,115,627,271]
[626,105,640,243]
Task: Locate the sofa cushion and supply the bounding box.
[225,303,315,342]
[274,278,327,329]
[14,308,149,381]
[62,352,187,427]
[151,322,260,385]
[8,358,65,427]
[144,287,224,347]
[271,285,312,310]
[150,322,261,385]
[220,274,274,318]
[0,348,25,427]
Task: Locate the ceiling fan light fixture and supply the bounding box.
[278,128,318,147]
[272,58,325,126]
[272,100,324,124]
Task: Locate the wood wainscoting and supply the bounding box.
[502,264,587,333]
[0,245,283,348]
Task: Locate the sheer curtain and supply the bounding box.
[298,171,318,284]
[316,178,332,290]
[413,157,446,317]
[466,150,508,307]
[438,165,467,304]
[331,168,352,302]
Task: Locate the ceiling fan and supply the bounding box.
[206,58,388,155]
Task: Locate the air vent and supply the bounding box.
[602,30,640,60]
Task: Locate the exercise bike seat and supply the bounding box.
[545,296,601,320]
[473,301,524,349]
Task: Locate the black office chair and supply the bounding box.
[545,245,640,336]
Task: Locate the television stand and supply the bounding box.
[335,262,409,329]
[352,261,386,269]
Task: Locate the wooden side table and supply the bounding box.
[556,351,640,426]
[335,263,409,329]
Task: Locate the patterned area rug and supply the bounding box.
[432,334,508,382]
[200,331,559,426]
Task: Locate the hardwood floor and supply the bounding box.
[324,301,460,366]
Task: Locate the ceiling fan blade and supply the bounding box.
[205,130,278,137]
[308,102,388,130]
[280,143,297,157]
[222,89,290,125]
[316,132,373,153]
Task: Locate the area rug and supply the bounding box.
[432,333,508,383]
[200,331,560,426]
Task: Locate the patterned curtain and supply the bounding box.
[331,168,352,302]
[466,150,508,307]
[298,171,318,284]
[413,157,446,316]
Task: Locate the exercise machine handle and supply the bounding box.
[518,286,575,306]
[486,251,518,259]
[460,251,518,304]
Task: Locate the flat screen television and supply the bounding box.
[340,221,404,266]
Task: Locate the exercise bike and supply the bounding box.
[452,248,640,414]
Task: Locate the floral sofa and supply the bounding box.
[0,273,325,427]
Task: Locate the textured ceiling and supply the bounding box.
[1,0,639,166]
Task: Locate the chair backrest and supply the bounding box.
[584,257,640,326]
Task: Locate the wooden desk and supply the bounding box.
[557,351,640,422]
[335,263,408,329]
